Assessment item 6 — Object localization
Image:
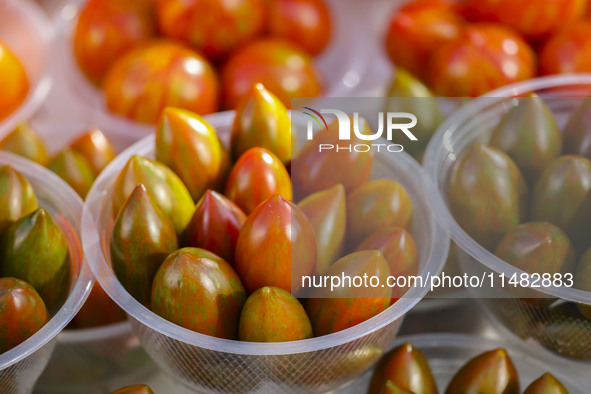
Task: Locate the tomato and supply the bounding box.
[102,40,219,124]
[73,0,155,85]
[0,42,28,120]
[234,195,317,294]
[156,0,266,60]
[464,0,584,39]
[268,0,332,56]
[182,190,246,265]
[0,277,48,353]
[152,248,246,339]
[221,38,323,109]
[429,23,536,97]
[69,283,126,328]
[539,22,591,75]
[385,0,464,82]
[69,127,117,176]
[224,147,292,215]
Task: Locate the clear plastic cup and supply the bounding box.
[11,122,155,393]
[48,0,370,147]
[0,151,93,394]
[0,0,54,140]
[82,111,448,393]
[423,74,591,361]
[342,333,588,393]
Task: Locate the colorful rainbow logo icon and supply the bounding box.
[302,107,328,130]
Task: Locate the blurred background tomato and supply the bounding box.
[73,0,156,85]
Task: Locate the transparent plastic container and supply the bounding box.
[343,333,587,393]
[11,122,156,393]
[82,111,448,393]
[423,74,591,361]
[0,0,54,140]
[49,0,370,147]
[0,151,93,394]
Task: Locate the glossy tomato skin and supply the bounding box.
[539,22,591,75]
[0,42,28,120]
[385,0,463,82]
[152,247,246,339]
[102,40,219,124]
[464,0,584,39]
[429,24,536,97]
[221,38,323,109]
[182,190,247,265]
[234,195,317,294]
[268,0,332,56]
[0,277,49,353]
[224,147,292,215]
[69,127,117,176]
[73,0,155,85]
[156,0,266,60]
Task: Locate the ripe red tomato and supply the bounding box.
[156,0,266,60]
[268,0,332,56]
[429,24,536,97]
[224,147,292,215]
[102,40,219,124]
[221,38,323,109]
[0,42,28,120]
[73,0,155,85]
[234,194,317,294]
[385,0,464,81]
[464,0,584,39]
[539,22,591,75]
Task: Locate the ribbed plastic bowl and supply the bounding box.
[345,333,587,393]
[12,122,155,393]
[0,151,93,394]
[424,74,591,361]
[49,0,369,148]
[82,111,448,393]
[0,0,54,139]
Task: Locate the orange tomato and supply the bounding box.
[102,40,219,124]
[464,0,585,39]
[69,283,126,328]
[0,42,28,120]
[73,0,155,85]
[156,0,266,60]
[539,22,591,75]
[268,0,332,56]
[385,0,464,82]
[429,24,536,97]
[221,38,323,109]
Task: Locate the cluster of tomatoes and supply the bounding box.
[385,0,591,96]
[107,85,419,342]
[73,0,331,124]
